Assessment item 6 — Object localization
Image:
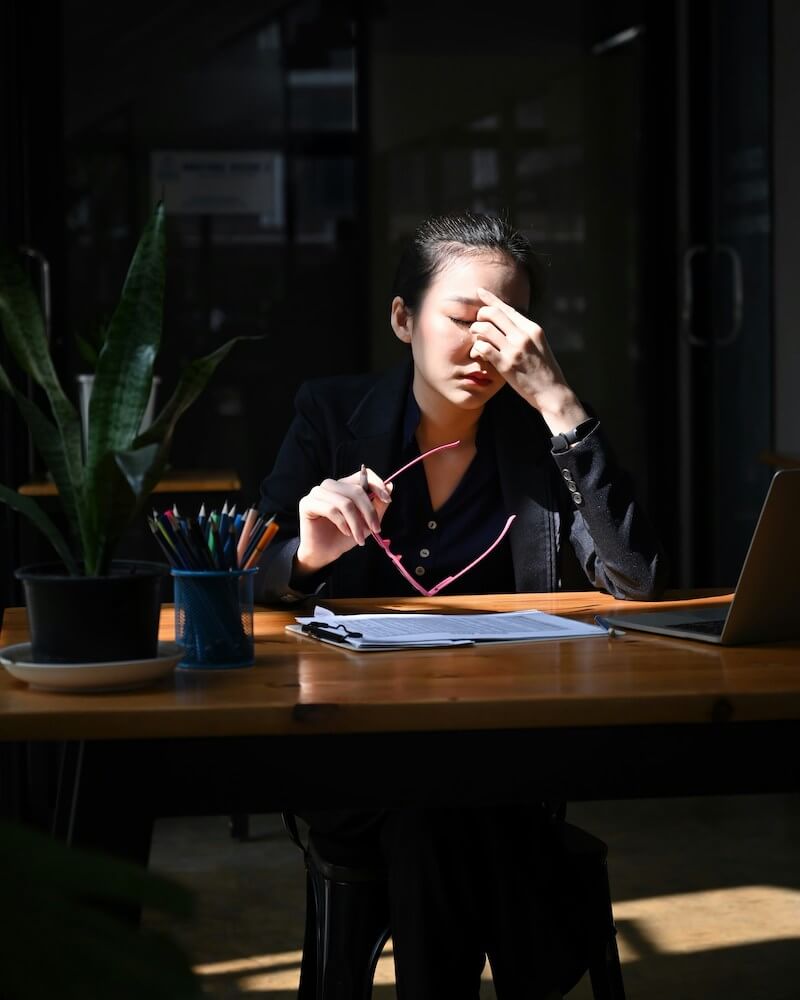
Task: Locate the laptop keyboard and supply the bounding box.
[673,619,727,636]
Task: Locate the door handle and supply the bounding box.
[715,243,743,347]
[681,243,743,347]
[681,244,710,346]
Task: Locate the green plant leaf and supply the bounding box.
[0,483,79,575]
[127,336,256,498]
[1,208,249,578]
[0,249,63,395]
[0,820,194,914]
[83,203,165,573]
[138,336,259,452]
[86,203,165,470]
[0,248,84,554]
[0,359,85,558]
[75,333,99,369]
[0,821,201,1000]
[88,337,253,572]
[114,442,161,498]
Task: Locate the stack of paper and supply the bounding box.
[288,605,607,651]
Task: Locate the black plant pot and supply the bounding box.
[15,561,168,664]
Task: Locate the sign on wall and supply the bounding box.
[151,151,284,222]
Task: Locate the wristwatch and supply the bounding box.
[550,417,597,453]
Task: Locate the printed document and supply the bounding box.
[288,606,606,650]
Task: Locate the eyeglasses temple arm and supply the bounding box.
[385,440,460,484]
[371,533,433,597]
[426,514,517,597]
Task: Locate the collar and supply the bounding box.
[345,359,413,441]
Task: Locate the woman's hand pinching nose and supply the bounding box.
[469,341,488,361]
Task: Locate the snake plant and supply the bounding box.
[0,203,246,576]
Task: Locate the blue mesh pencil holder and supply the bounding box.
[172,568,258,669]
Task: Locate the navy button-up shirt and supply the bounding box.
[369,387,516,597]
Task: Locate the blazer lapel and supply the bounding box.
[491,388,559,592]
[329,362,413,597]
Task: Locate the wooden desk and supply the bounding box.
[17,468,242,497]
[1,593,798,856]
[2,591,800,740]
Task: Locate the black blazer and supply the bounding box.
[257,362,667,603]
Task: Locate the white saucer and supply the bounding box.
[0,641,184,693]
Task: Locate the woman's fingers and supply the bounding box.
[302,482,377,543]
[299,468,392,559]
[342,468,393,504]
[469,320,505,352]
[475,285,535,333]
[325,480,381,538]
[299,487,353,539]
[470,337,503,369]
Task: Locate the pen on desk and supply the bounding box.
[240,512,267,566]
[148,517,179,565]
[243,517,279,569]
[594,615,626,638]
[208,518,224,569]
[237,507,258,564]
[218,500,230,541]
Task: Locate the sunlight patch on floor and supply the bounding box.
[193,885,800,993]
[614,885,800,960]
[194,949,304,977]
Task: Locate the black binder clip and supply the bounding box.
[301,621,364,644]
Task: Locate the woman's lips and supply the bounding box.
[461,373,492,386]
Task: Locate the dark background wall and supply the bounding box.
[2,0,797,612]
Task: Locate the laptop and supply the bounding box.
[599,469,800,645]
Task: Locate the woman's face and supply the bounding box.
[391,251,530,412]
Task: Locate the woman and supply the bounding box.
[258,214,665,997]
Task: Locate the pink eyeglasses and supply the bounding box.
[367,441,516,597]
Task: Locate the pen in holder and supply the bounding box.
[172,568,258,668]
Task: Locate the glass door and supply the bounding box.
[678,0,772,585]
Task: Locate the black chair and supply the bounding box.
[282,811,626,1000]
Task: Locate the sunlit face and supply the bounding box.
[391,251,530,413]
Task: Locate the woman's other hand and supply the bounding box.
[294,469,392,578]
[469,286,588,434]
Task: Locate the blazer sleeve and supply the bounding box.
[551,421,668,600]
[255,382,334,604]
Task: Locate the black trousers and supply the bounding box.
[300,806,589,1000]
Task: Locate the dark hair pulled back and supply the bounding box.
[391,212,544,312]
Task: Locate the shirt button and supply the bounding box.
[573,492,583,505]
[415,566,426,577]
[427,520,437,530]
[567,482,578,493]
[420,548,430,558]
[561,469,573,481]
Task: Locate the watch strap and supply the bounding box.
[550,417,597,453]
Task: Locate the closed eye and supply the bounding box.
[449,317,473,328]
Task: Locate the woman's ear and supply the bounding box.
[390,296,413,345]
